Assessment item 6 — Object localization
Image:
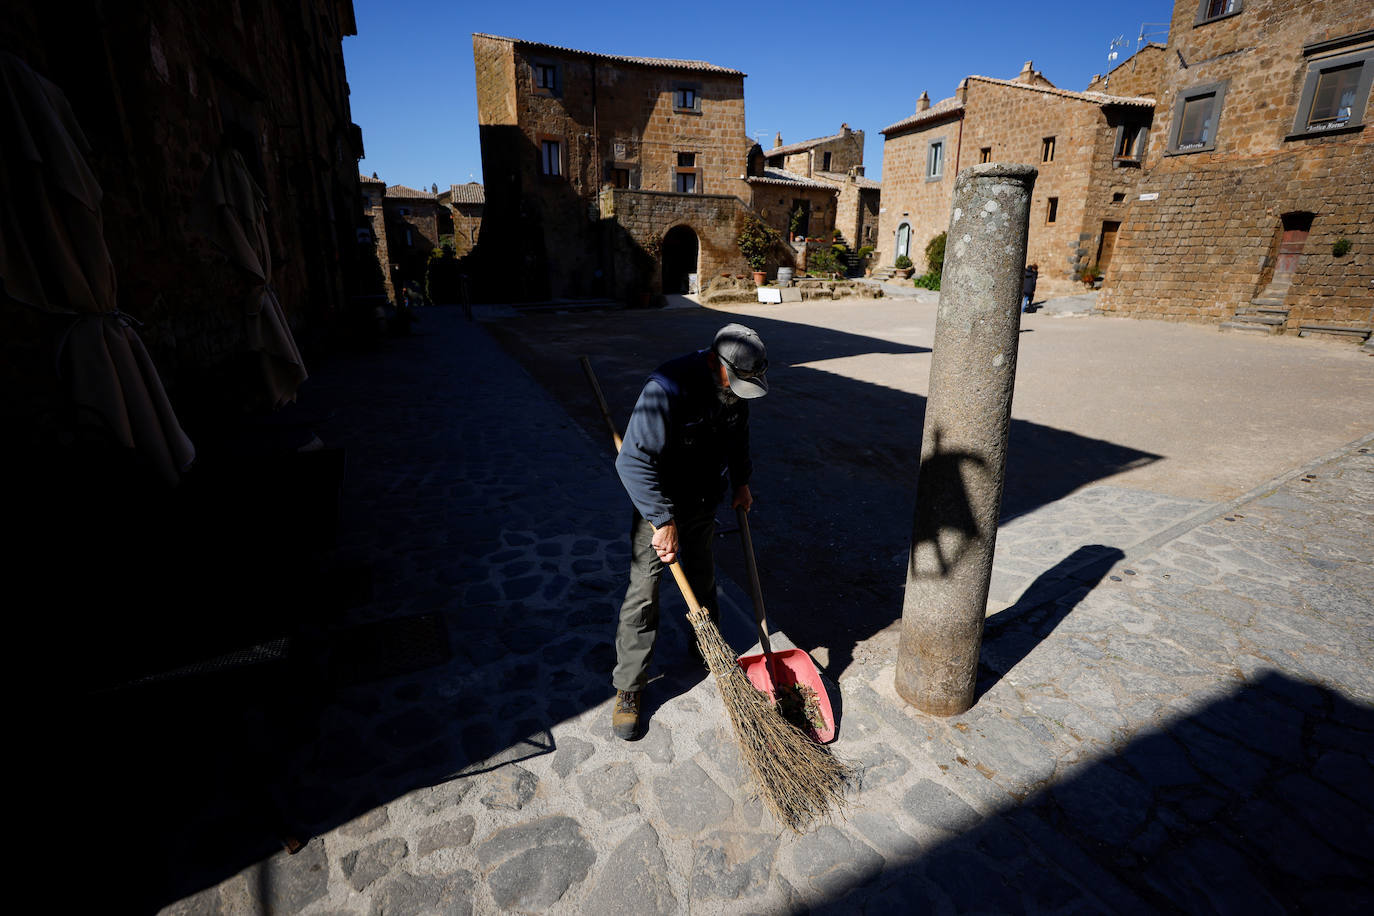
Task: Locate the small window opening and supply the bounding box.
[1046,197,1059,224]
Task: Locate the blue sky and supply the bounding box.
[345,0,1174,189]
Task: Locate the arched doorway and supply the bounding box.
[895,222,911,263]
[661,224,699,295]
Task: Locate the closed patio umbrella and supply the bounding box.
[195,148,307,410]
[0,52,194,485]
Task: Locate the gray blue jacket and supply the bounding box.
[615,349,751,528]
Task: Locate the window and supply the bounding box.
[397,207,411,216]
[672,84,701,112]
[675,152,698,193]
[610,167,631,189]
[1195,0,1241,26]
[1167,81,1228,154]
[1041,136,1056,162]
[1112,192,1126,202]
[1046,197,1058,224]
[1115,122,1149,161]
[1291,46,1374,137]
[979,147,992,163]
[541,139,562,176]
[822,151,832,171]
[926,140,944,179]
[531,60,561,95]
[405,228,413,247]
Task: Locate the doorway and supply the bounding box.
[661,224,699,295]
[1096,220,1121,276]
[1274,212,1313,284]
[895,222,911,262]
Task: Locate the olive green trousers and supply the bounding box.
[612,505,719,692]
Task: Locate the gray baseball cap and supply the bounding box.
[713,324,768,399]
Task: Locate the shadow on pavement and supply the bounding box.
[813,671,1374,912]
[977,545,1126,702]
[485,306,1160,680]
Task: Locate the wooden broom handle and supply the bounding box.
[580,356,707,614]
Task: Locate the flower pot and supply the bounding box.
[894,268,914,279]
[752,271,766,286]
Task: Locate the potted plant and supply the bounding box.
[737,213,779,286]
[1078,262,1102,287]
[894,254,914,279]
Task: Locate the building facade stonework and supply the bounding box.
[471,32,757,302]
[1096,0,1374,336]
[879,64,1155,295]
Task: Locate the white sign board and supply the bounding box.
[757,287,782,303]
[1139,192,1160,201]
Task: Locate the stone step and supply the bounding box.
[1250,296,1289,309]
[1219,320,1282,335]
[1297,324,1373,340]
[1230,313,1286,326]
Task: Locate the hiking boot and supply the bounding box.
[612,690,642,740]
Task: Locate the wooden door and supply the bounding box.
[1096,221,1120,275]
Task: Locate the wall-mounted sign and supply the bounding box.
[1139,192,1160,201]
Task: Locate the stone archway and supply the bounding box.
[661,224,699,295]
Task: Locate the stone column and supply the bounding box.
[895,163,1037,716]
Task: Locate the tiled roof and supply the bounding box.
[475,33,744,77]
[814,170,881,190]
[448,182,485,204]
[359,174,385,185]
[386,184,434,199]
[746,167,838,190]
[965,74,1155,107]
[881,97,964,135]
[767,130,850,158]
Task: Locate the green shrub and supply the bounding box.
[857,245,874,259]
[1332,237,1352,257]
[914,272,941,290]
[925,231,946,277]
[894,254,913,270]
[807,245,841,276]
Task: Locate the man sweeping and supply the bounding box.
[611,323,769,740]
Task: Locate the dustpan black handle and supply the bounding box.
[736,506,773,658]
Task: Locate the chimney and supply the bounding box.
[955,79,968,103]
[431,182,438,194]
[916,91,930,112]
[773,131,783,148]
[1017,60,1035,83]
[841,122,851,135]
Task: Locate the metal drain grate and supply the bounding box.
[331,613,452,686]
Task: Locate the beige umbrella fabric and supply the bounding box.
[0,52,194,485]
[196,149,307,410]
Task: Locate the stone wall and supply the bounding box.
[361,177,394,301]
[1098,0,1374,330]
[451,203,483,258]
[384,195,440,296]
[776,126,865,177]
[1087,44,1168,98]
[877,114,961,274]
[599,189,756,299]
[750,183,837,243]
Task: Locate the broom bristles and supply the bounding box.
[688,607,855,832]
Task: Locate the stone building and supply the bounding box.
[765,125,882,251]
[1,0,369,443]
[383,184,443,298]
[878,62,1156,295]
[437,182,486,258]
[1095,0,1373,339]
[360,174,394,301]
[470,32,770,302]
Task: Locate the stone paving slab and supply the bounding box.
[161,308,1373,914]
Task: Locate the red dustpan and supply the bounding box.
[733,507,836,743]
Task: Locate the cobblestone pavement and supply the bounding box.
[165,306,1372,914]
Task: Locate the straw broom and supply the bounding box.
[580,357,853,832]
